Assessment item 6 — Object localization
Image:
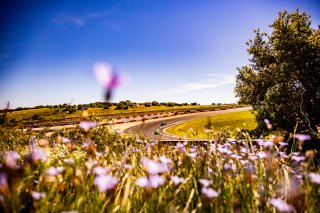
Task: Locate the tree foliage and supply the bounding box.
[235,10,320,135]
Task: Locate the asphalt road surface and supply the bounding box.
[124,107,251,141]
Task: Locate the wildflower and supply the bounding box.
[256,152,267,159]
[159,155,172,164]
[269,198,294,212]
[198,179,213,187]
[3,151,19,169]
[93,62,121,101]
[170,176,185,185]
[116,129,122,134]
[309,173,320,184]
[79,121,97,132]
[94,174,118,192]
[176,142,186,153]
[141,157,169,175]
[31,148,47,162]
[278,142,288,146]
[135,175,165,188]
[124,164,132,170]
[135,176,149,187]
[202,187,219,198]
[61,137,71,143]
[294,134,311,142]
[149,175,166,188]
[63,158,75,164]
[31,191,46,200]
[264,119,272,129]
[187,152,198,159]
[46,167,64,176]
[291,155,305,162]
[93,166,109,175]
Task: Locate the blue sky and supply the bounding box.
[0,0,319,108]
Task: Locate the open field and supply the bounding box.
[2,104,243,128]
[1,122,319,212]
[165,110,256,139]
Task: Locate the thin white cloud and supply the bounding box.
[160,74,235,94]
[54,14,85,27]
[54,10,114,28]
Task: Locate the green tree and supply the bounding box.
[235,10,320,135]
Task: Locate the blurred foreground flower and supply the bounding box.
[93,62,122,101]
[3,151,19,169]
[170,176,184,185]
[202,187,219,198]
[269,198,294,212]
[31,148,47,162]
[79,121,97,132]
[135,175,165,188]
[309,173,320,184]
[141,157,170,175]
[31,191,46,200]
[94,175,118,192]
[294,134,311,142]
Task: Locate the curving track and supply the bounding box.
[124,107,251,141]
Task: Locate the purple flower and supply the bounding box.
[170,176,185,185]
[79,121,97,132]
[149,175,166,188]
[256,152,267,159]
[135,176,149,187]
[93,166,110,175]
[31,148,47,162]
[93,62,122,101]
[61,137,71,143]
[46,166,64,176]
[198,179,213,187]
[3,151,19,169]
[264,119,272,129]
[294,134,311,142]
[159,155,172,164]
[309,173,320,184]
[278,142,288,146]
[141,157,169,175]
[63,158,75,164]
[202,187,219,198]
[269,198,294,212]
[187,152,198,159]
[94,174,118,192]
[135,175,165,188]
[291,155,305,162]
[31,191,46,200]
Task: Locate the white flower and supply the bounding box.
[202,187,219,198]
[269,198,294,212]
[94,175,118,192]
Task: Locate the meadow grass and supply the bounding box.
[1,121,319,212]
[166,110,256,139]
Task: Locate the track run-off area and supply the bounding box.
[123,106,252,141]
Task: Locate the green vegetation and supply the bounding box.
[166,110,256,139]
[1,102,242,128]
[1,121,320,212]
[235,10,320,136]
